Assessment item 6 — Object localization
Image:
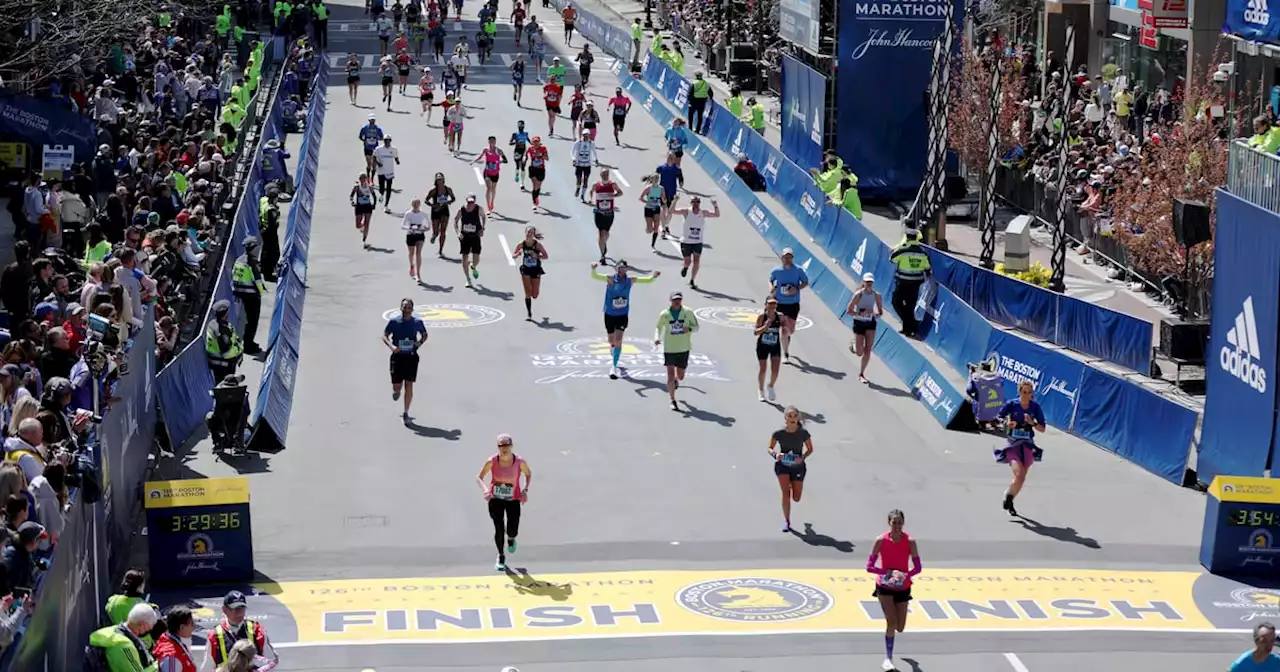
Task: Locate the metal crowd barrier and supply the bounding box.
[1228,139,1280,215]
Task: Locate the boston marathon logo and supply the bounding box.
[528,337,729,384]
[848,0,949,61]
[694,306,813,331]
[380,304,505,329]
[677,577,833,622]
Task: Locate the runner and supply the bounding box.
[510,53,527,104]
[638,174,664,248]
[510,121,531,187]
[542,78,563,136]
[470,136,509,212]
[769,248,809,363]
[402,199,429,280]
[378,56,395,111]
[511,225,548,320]
[430,18,447,62]
[511,1,526,45]
[570,129,598,202]
[592,260,659,380]
[768,405,813,530]
[653,291,698,411]
[590,167,622,264]
[574,43,593,87]
[377,12,395,56]
[995,380,1045,517]
[408,2,427,57]
[454,193,486,287]
[547,56,566,84]
[664,117,690,171]
[349,174,376,247]
[607,86,631,146]
[373,136,401,213]
[395,47,414,95]
[477,14,497,63]
[382,298,429,424]
[754,297,783,401]
[451,41,470,89]
[418,66,436,120]
[345,53,362,105]
[477,434,532,572]
[359,113,384,178]
[845,273,883,383]
[560,1,576,45]
[866,509,923,672]
[655,152,682,232]
[580,100,601,142]
[445,93,467,155]
[567,84,586,136]
[452,0,464,21]
[526,136,549,210]
[530,24,546,79]
[426,172,456,257]
[669,195,720,290]
[441,53,460,93]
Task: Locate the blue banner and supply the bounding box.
[836,0,962,201]
[0,93,97,163]
[1225,0,1280,45]
[918,281,993,375]
[780,54,824,173]
[1073,366,1198,485]
[1201,189,1280,480]
[983,330,1085,431]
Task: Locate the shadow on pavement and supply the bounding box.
[506,567,574,602]
[792,523,855,553]
[1013,516,1101,549]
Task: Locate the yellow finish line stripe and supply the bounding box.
[256,569,1212,645]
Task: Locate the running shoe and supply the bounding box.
[881,659,895,671]
[757,390,765,402]
[766,386,776,402]
[393,390,401,401]
[781,520,790,532]
[670,399,678,411]
[472,266,480,279]
[610,367,620,380]
[507,539,518,554]
[680,266,688,278]
[402,412,410,425]
[495,558,506,571]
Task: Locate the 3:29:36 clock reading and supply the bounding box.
[1228,508,1280,528]
[167,512,242,532]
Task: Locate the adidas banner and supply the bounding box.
[1201,189,1280,481]
[779,54,825,173]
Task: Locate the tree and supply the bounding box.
[947,40,1028,173]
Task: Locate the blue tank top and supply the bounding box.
[643,185,663,207]
[603,276,633,316]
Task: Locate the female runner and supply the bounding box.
[511,225,548,320]
[438,90,457,139]
[477,433,532,572]
[525,136,549,210]
[844,272,883,384]
[395,47,414,95]
[425,172,456,257]
[445,93,467,155]
[511,53,526,103]
[402,198,429,280]
[567,84,586,136]
[349,174,376,247]
[995,379,1045,517]
[345,53,362,105]
[639,174,664,248]
[441,55,460,94]
[754,297,783,402]
[866,509,922,672]
[580,100,601,142]
[378,55,395,111]
[767,405,812,531]
[418,66,435,120]
[472,135,508,212]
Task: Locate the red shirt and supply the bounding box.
[394,36,409,52]
[569,92,585,112]
[62,319,86,354]
[592,182,618,211]
[527,145,548,166]
[152,633,197,672]
[543,84,562,104]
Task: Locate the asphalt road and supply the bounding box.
[155,3,1255,670]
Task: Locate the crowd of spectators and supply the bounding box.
[655,0,782,76]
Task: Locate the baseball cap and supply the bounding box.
[0,364,22,380]
[669,291,683,300]
[863,272,875,282]
[17,521,45,545]
[367,113,377,120]
[780,247,794,257]
[68,302,87,316]
[224,590,248,609]
[496,433,514,446]
[466,193,477,202]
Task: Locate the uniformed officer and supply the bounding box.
[204,591,279,671]
[312,0,330,49]
[889,228,931,338]
[215,4,233,49]
[232,238,266,354]
[258,186,282,281]
[205,300,244,383]
[726,85,744,122]
[630,18,644,64]
[688,72,712,135]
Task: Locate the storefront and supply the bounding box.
[1102,0,1188,93]
[1224,0,1280,119]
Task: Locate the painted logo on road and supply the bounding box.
[694,306,813,331]
[676,577,833,623]
[528,337,729,384]
[381,304,505,329]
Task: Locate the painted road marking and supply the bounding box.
[173,569,1234,648]
[1004,653,1031,672]
[528,337,730,384]
[328,54,612,72]
[612,170,630,187]
[667,237,682,257]
[497,234,517,266]
[694,306,815,331]
[380,304,505,328]
[472,166,485,186]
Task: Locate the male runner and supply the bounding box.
[591,260,660,380]
[654,152,682,233]
[769,247,810,363]
[570,129,598,201]
[590,167,623,264]
[358,114,384,178]
[546,56,566,84]
[510,53,527,103]
[383,298,428,424]
[561,1,576,45]
[454,194,486,287]
[542,78,564,135]
[607,86,631,146]
[510,121,532,187]
[574,43,594,87]
[511,1,527,44]
[471,136,508,212]
[373,135,400,212]
[669,195,720,290]
[526,137,549,210]
[654,291,699,411]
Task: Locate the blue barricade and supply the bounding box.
[982,330,1085,432]
[918,282,993,377]
[1073,366,1198,485]
[779,54,824,173]
[250,55,327,451]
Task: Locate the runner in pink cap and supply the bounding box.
[476,433,533,571]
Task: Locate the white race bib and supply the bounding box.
[1011,427,1032,440]
[397,338,415,353]
[493,483,514,500]
[780,452,799,466]
[669,321,686,335]
[523,255,538,267]
[462,223,477,233]
[611,296,628,309]
[761,332,778,346]
[781,284,796,295]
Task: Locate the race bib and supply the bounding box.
[523,255,538,267]
[761,332,779,346]
[437,195,450,205]
[781,284,796,295]
[597,200,613,212]
[879,573,905,589]
[397,338,415,353]
[611,296,628,309]
[669,320,686,335]
[780,452,799,466]
[1011,427,1032,440]
[462,223,477,233]
[493,483,514,500]
[486,161,499,171]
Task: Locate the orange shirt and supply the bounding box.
[562,7,575,21]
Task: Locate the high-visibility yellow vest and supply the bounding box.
[749,103,765,129]
[315,3,329,19]
[206,323,244,363]
[232,261,261,295]
[84,240,111,267]
[727,95,743,118]
[216,11,231,35]
[692,80,710,99]
[891,242,931,280]
[632,24,642,40]
[157,12,171,27]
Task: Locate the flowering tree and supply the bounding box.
[947,42,1029,173]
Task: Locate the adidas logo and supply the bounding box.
[849,239,867,275]
[1220,296,1268,393]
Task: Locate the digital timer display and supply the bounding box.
[1227,509,1280,528]
[166,512,243,532]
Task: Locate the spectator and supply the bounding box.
[88,602,158,671]
[2,521,46,590]
[63,304,89,354]
[157,316,179,364]
[0,368,32,434]
[218,640,259,672]
[733,153,766,192]
[29,462,66,549]
[153,606,199,672]
[3,418,45,482]
[0,242,33,321]
[40,328,78,382]
[0,580,35,650]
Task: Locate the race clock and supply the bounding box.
[1200,475,1280,576]
[145,477,254,585]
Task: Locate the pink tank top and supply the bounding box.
[482,148,502,175]
[488,453,523,500]
[876,531,913,589]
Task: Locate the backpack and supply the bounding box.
[83,643,110,672]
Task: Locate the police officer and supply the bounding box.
[205,300,244,383]
[631,18,644,64]
[215,4,233,49]
[889,228,931,338]
[233,238,266,354]
[688,72,712,135]
[204,590,279,671]
[726,85,744,122]
[258,186,282,281]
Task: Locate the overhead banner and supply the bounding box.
[780,0,821,54]
[1200,189,1280,481]
[1224,0,1280,44]
[836,0,962,201]
[780,54,825,173]
[0,93,96,162]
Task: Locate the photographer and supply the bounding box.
[39,378,93,448]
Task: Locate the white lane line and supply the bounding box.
[666,237,682,257]
[612,169,630,188]
[472,166,485,186]
[1004,653,1031,672]
[497,234,517,266]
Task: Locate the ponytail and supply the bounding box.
[784,405,803,429]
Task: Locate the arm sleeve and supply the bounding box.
[907,555,923,578]
[590,269,609,281]
[865,553,886,575]
[632,274,658,284]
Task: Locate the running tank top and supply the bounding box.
[482,148,502,175]
[593,183,616,213]
[643,185,663,208]
[459,206,481,234]
[570,95,585,114]
[851,289,877,322]
[876,532,913,589]
[420,77,434,95]
[520,241,541,270]
[347,61,361,77]
[428,187,452,210]
[512,61,525,80]
[757,312,781,347]
[355,184,374,205]
[489,453,523,500]
[611,96,629,115]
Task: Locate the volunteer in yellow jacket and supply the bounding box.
[1248,115,1280,155]
[654,291,699,411]
[836,175,862,221]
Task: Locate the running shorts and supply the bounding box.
[663,351,690,369]
[484,173,500,184]
[347,75,361,84]
[431,207,449,222]
[773,459,806,481]
[643,206,660,219]
[680,242,703,257]
[546,104,561,114]
[604,313,629,333]
[613,115,626,130]
[776,302,800,320]
[853,318,876,335]
[594,212,614,231]
[519,265,545,278]
[574,165,591,181]
[406,232,426,246]
[872,584,912,603]
[354,203,375,215]
[390,352,420,384]
[459,234,482,256]
[529,166,546,181]
[756,342,781,361]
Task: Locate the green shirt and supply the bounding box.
[655,307,698,353]
[547,64,566,80]
[749,103,765,129]
[841,185,862,220]
[632,24,643,40]
[484,20,497,35]
[215,13,231,35]
[727,95,743,118]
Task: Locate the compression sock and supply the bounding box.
[651,229,659,246]
[524,297,532,317]
[884,635,895,660]
[611,346,621,368]
[532,188,540,202]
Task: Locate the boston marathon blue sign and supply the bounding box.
[836,0,962,201]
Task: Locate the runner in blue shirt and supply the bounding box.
[591,260,660,380]
[510,121,532,186]
[358,113,385,178]
[654,152,683,235]
[664,118,690,170]
[768,248,809,363]
[382,298,429,424]
[1231,623,1280,672]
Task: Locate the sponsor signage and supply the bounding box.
[528,338,730,384]
[1138,0,1188,27]
[145,478,254,585]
